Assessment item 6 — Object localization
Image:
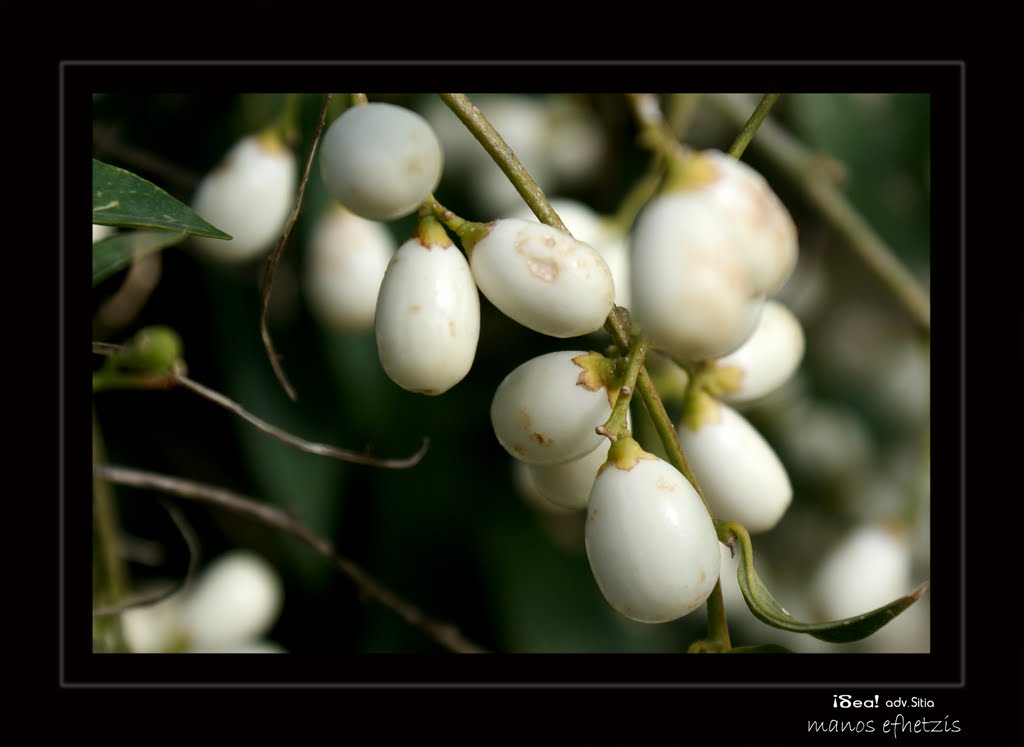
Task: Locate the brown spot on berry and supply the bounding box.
[656,476,676,492]
[516,408,531,430]
[448,320,456,337]
[525,255,558,282]
[409,304,422,314]
[530,432,552,446]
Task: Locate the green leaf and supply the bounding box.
[92,229,187,286]
[721,521,928,644]
[726,644,793,653]
[92,159,231,239]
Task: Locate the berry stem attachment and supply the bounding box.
[727,93,781,159]
[424,194,491,256]
[601,333,647,441]
[351,93,368,106]
[424,194,467,234]
[413,210,454,249]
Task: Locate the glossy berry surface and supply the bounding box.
[585,439,720,623]
[490,350,612,465]
[191,133,296,262]
[470,219,615,338]
[374,235,480,395]
[320,102,443,221]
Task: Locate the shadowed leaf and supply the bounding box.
[92,230,187,286]
[721,520,927,644]
[93,159,230,238]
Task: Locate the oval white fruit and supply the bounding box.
[374,235,480,395]
[700,150,798,296]
[178,550,283,650]
[812,524,912,621]
[490,350,612,465]
[526,410,631,510]
[716,299,805,403]
[678,401,792,533]
[470,218,615,338]
[191,133,297,262]
[305,204,395,331]
[513,199,631,310]
[630,193,763,361]
[320,102,443,221]
[586,447,720,623]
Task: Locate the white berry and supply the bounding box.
[812,524,912,620]
[490,350,613,465]
[305,203,395,332]
[512,199,631,310]
[678,401,792,533]
[716,299,805,403]
[374,233,480,395]
[526,410,631,510]
[178,550,283,650]
[320,102,443,221]
[470,218,615,338]
[191,133,297,262]
[630,193,764,361]
[700,150,798,296]
[585,439,720,623]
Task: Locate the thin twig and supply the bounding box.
[92,342,430,469]
[173,372,430,469]
[727,93,781,159]
[708,93,930,335]
[93,463,489,654]
[438,93,565,231]
[260,93,332,401]
[93,501,200,618]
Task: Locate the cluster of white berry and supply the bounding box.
[184,98,811,627]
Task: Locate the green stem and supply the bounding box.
[441,90,726,652]
[425,194,467,234]
[92,408,128,652]
[610,165,664,235]
[351,93,368,106]
[727,93,781,159]
[439,93,566,231]
[706,581,732,650]
[708,93,930,336]
[626,93,692,165]
[603,335,647,440]
[667,93,703,139]
[604,309,714,521]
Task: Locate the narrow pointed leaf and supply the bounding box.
[92,229,187,286]
[92,159,231,239]
[720,520,928,644]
